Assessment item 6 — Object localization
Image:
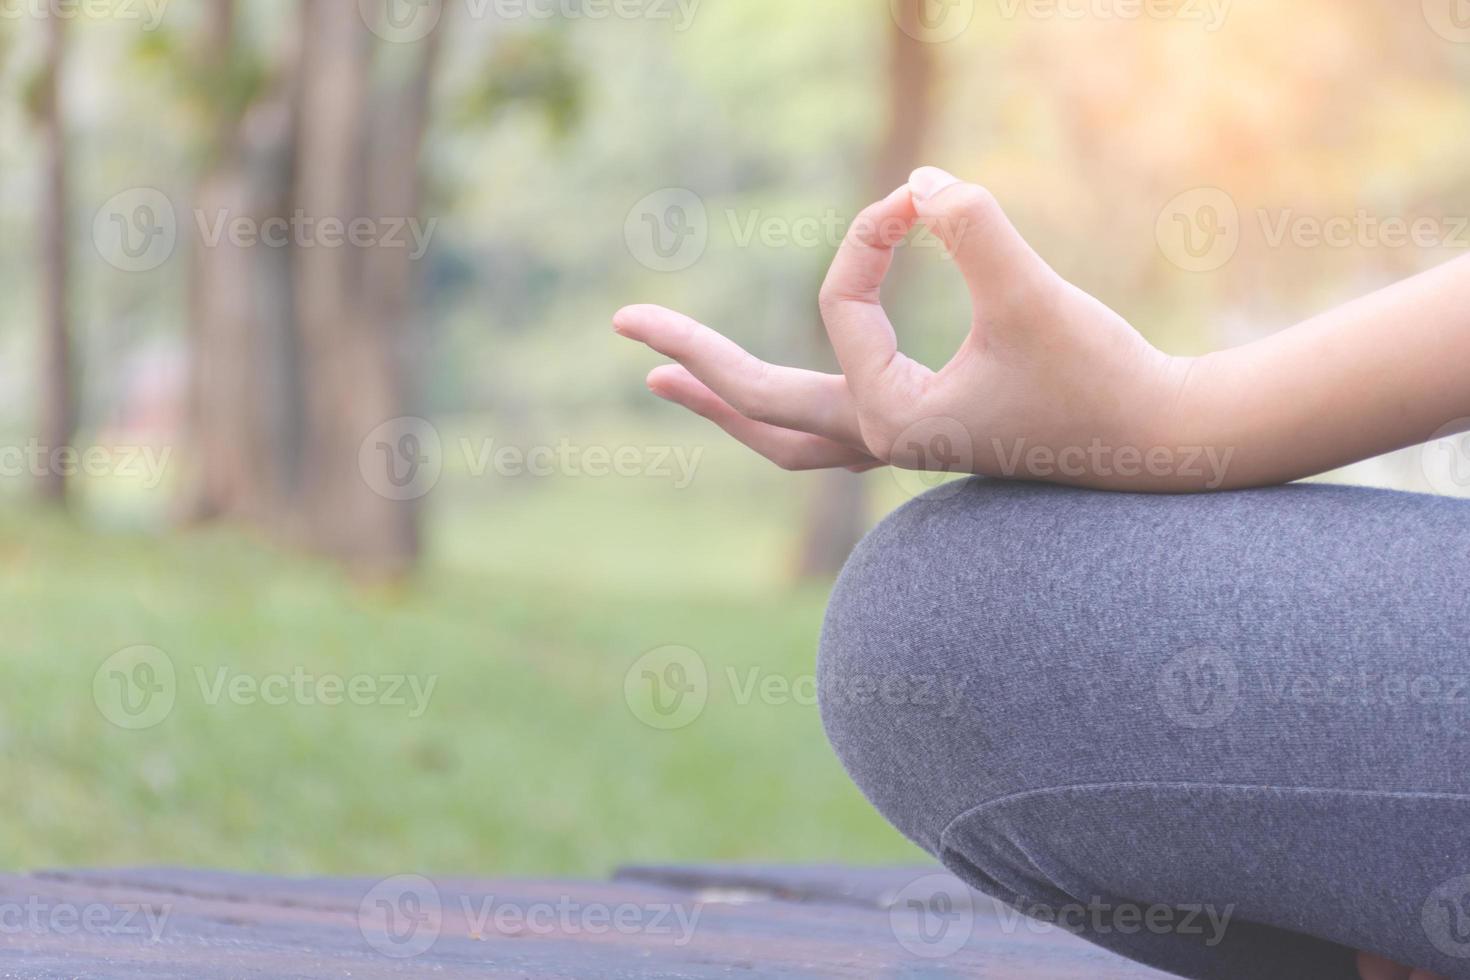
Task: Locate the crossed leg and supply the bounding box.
[818,479,1470,979]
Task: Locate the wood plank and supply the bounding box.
[0,867,1177,978]
[612,863,984,911]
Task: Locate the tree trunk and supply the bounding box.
[37,12,73,505]
[359,31,443,564]
[179,1,302,526]
[796,0,934,577]
[178,3,438,579]
[292,1,436,578]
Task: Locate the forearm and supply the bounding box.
[1178,252,1470,490]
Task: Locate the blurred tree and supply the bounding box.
[32,11,74,505]
[796,0,934,577]
[135,6,581,579]
[291,1,441,578]
[176,0,301,526]
[143,5,441,577]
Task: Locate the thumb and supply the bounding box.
[908,166,1052,312]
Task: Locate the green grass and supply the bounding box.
[0,421,924,878]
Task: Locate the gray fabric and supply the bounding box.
[818,478,1470,979]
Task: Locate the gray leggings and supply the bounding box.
[818,479,1470,979]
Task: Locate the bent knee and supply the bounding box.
[817,477,1211,852]
[817,479,1051,852]
[818,477,1453,856]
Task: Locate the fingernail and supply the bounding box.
[909,166,961,203]
[646,369,673,398]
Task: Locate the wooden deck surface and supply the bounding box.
[0,864,1177,978]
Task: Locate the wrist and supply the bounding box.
[1152,348,1256,491]
[1112,350,1239,492]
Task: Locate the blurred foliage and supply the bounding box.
[454,27,584,138]
[132,29,271,149]
[12,0,1462,434]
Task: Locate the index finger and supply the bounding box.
[816,185,918,389]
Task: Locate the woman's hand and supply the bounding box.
[615,167,1204,491]
[620,166,1470,493]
